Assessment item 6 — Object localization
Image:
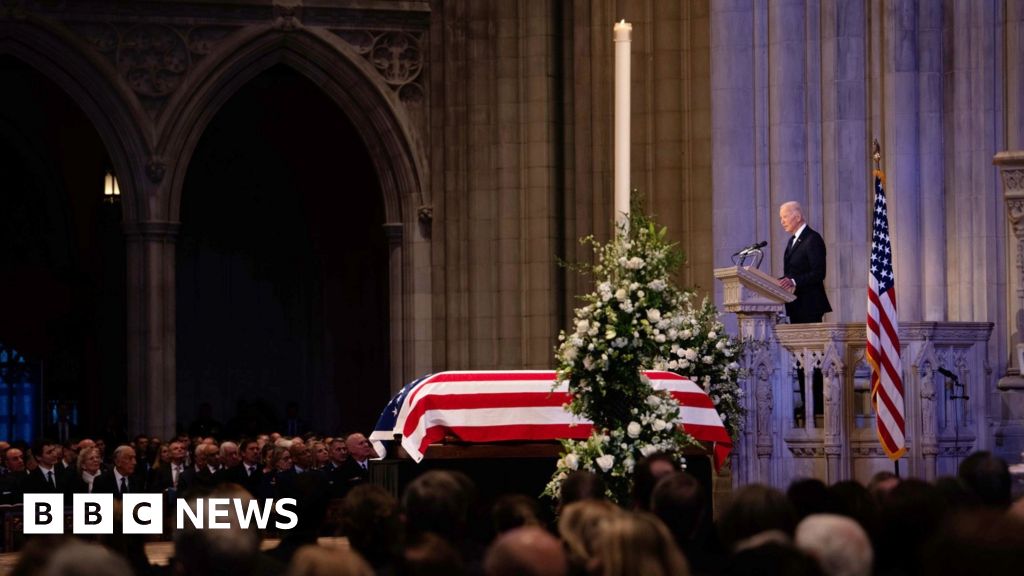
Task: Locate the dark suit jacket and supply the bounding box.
[337,459,369,493]
[219,464,263,495]
[92,470,145,498]
[0,471,28,504]
[149,464,173,493]
[177,465,218,497]
[23,467,71,494]
[783,226,832,323]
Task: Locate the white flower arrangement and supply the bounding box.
[545,212,716,504]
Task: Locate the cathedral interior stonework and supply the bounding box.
[1,0,1023,485]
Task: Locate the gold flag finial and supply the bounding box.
[872,139,881,168]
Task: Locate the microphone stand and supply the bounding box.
[732,248,764,269]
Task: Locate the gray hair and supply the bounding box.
[219,441,238,458]
[795,514,873,576]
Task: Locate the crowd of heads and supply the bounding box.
[0,409,1022,576]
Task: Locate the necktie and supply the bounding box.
[360,461,367,470]
[246,465,254,477]
[173,464,181,487]
[47,471,55,490]
[120,477,128,494]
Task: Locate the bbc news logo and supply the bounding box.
[23,494,298,534]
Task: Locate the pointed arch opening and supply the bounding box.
[176,64,390,435]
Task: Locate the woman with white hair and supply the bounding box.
[71,445,102,493]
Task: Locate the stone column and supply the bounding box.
[384,223,405,394]
[820,0,868,321]
[710,1,761,281]
[124,221,179,440]
[918,0,946,320]
[768,0,808,223]
[884,0,922,321]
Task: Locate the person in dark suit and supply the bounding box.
[778,201,832,323]
[337,433,375,493]
[222,438,263,495]
[150,440,188,493]
[24,438,70,494]
[92,445,144,498]
[0,448,29,504]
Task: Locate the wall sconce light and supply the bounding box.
[103,170,121,203]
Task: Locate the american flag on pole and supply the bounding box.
[866,169,906,460]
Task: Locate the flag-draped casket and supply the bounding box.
[370,371,732,470]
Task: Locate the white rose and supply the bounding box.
[565,453,580,470]
[640,444,657,457]
[615,289,627,301]
[703,355,714,364]
[655,334,666,343]
[685,349,698,361]
[708,331,717,339]
[576,320,589,334]
[652,419,667,431]
[647,309,662,323]
[627,422,642,438]
[595,454,615,472]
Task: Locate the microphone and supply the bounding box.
[937,367,958,381]
[733,240,768,257]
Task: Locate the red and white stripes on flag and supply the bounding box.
[866,170,906,460]
[385,370,732,470]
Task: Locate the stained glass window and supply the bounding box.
[0,343,38,441]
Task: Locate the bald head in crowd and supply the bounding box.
[484,526,567,576]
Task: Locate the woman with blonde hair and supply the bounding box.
[72,445,103,493]
[557,499,621,575]
[590,511,689,576]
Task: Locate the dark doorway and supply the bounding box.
[0,55,126,441]
[177,65,390,438]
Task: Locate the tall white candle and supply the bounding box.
[613,20,632,228]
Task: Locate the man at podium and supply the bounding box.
[777,201,832,323]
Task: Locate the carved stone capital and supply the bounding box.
[146,158,166,183]
[273,1,303,31]
[1008,198,1024,241]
